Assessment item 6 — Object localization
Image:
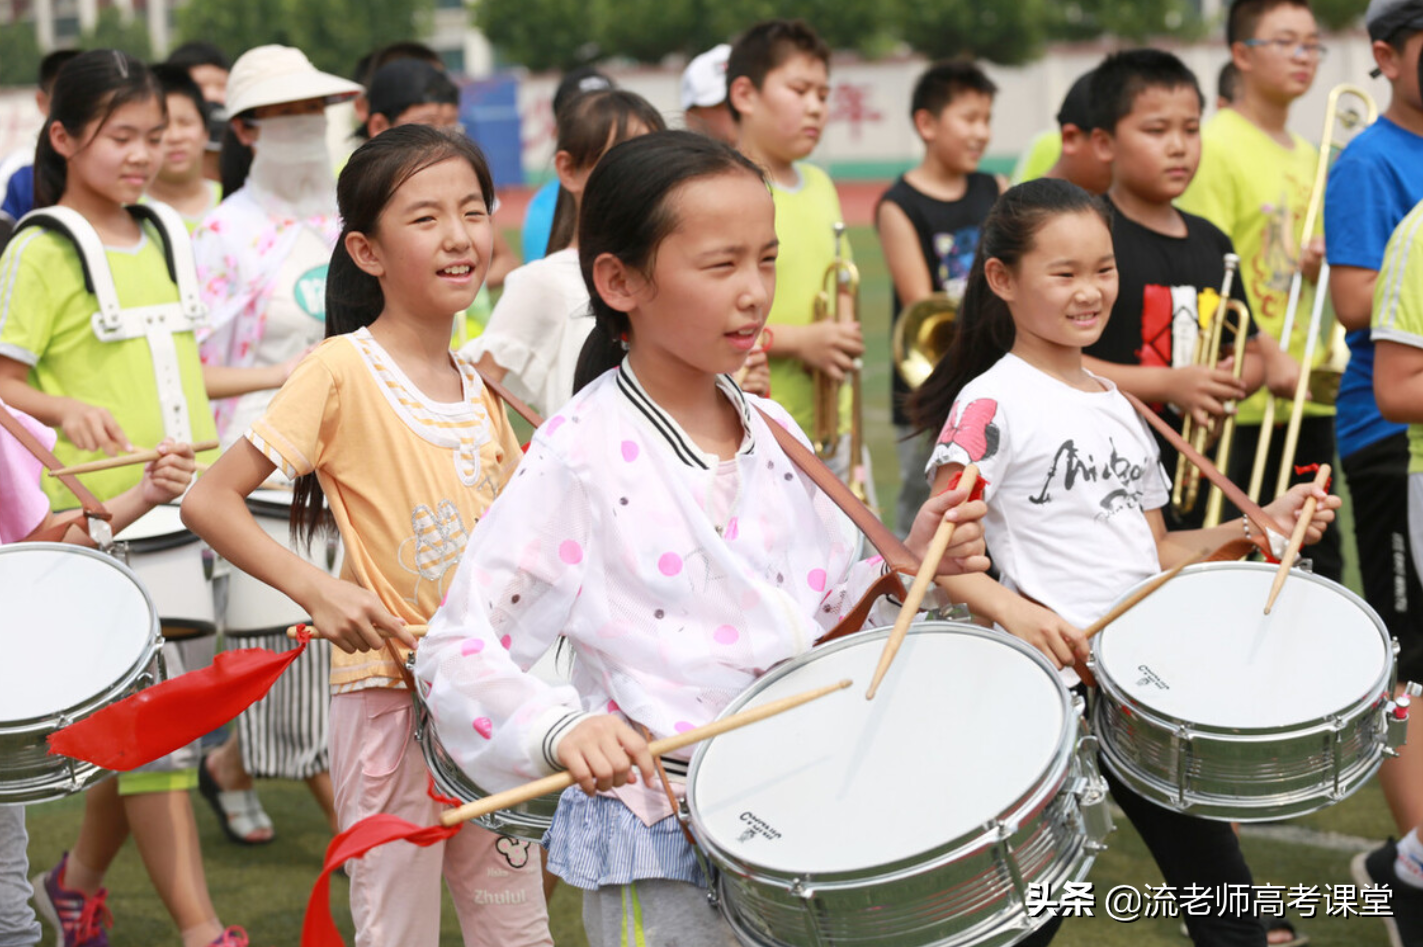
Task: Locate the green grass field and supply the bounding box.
[21,226,1392,945]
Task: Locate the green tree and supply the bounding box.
[1047,0,1203,42]
[477,0,598,71]
[0,22,43,87]
[176,0,434,79]
[81,6,152,59]
[897,0,1052,65]
[1310,0,1362,32]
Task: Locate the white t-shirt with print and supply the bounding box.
[926,353,1170,630]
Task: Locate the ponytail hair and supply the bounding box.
[572,130,765,393]
[34,50,163,208]
[907,177,1112,437]
[289,124,496,548]
[545,89,666,255]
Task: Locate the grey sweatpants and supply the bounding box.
[581,880,738,947]
[0,807,39,947]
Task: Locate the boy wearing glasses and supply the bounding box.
[1178,0,1343,583]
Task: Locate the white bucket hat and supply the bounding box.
[225,45,363,118]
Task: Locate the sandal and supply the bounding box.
[197,752,275,845]
[1266,918,1308,947]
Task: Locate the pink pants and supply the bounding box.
[330,689,551,947]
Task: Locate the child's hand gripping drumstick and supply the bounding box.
[865,465,980,700]
[437,678,852,828]
[1264,464,1332,615]
[48,440,219,477]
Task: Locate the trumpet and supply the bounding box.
[1248,84,1376,504]
[893,291,960,390]
[811,223,870,502]
[1173,253,1241,518]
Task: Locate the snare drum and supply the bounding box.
[223,489,340,636]
[413,644,573,841]
[687,622,1112,947]
[1090,561,1405,822]
[0,544,164,804]
[115,503,216,638]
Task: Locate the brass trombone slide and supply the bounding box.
[1248,83,1377,503]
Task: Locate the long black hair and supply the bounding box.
[290,124,495,547]
[571,130,765,393]
[34,50,163,208]
[545,89,666,255]
[907,178,1112,437]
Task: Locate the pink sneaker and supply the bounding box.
[209,926,249,947]
[31,852,112,947]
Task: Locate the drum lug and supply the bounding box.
[789,877,814,900]
[1171,725,1193,810]
[1384,688,1414,757]
[200,547,216,582]
[1073,735,1114,851]
[1328,714,1348,800]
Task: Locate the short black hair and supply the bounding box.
[1227,0,1313,45]
[38,49,80,94]
[150,63,209,124]
[1089,49,1204,133]
[358,41,442,86]
[165,41,229,73]
[910,61,997,119]
[1218,61,1240,103]
[726,19,831,122]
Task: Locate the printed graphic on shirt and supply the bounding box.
[1030,436,1152,521]
[398,498,472,607]
[294,263,328,320]
[935,225,981,290]
[1251,175,1312,323]
[1137,285,1222,368]
[937,398,1000,463]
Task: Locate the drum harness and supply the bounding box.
[11,203,206,448]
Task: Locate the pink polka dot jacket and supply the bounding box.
[416,362,897,792]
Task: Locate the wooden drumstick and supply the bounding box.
[286,622,428,640]
[438,678,852,828]
[865,465,980,700]
[48,440,219,477]
[1264,464,1331,615]
[1083,548,1209,642]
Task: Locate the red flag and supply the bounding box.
[48,629,314,770]
[302,814,459,947]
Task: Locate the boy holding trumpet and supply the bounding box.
[1080,50,1264,530]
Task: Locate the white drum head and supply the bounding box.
[1096,563,1388,729]
[115,504,189,543]
[0,545,155,721]
[247,489,295,516]
[690,625,1068,875]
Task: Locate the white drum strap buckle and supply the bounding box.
[91,305,196,443]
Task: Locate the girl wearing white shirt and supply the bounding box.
[418,131,989,947]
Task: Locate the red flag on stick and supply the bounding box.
[48,629,315,770]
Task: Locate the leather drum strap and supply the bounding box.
[636,724,699,850]
[0,404,112,541]
[1122,390,1286,542]
[474,367,544,431]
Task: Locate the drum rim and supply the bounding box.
[0,542,163,727]
[111,502,200,551]
[686,621,1080,887]
[1090,561,1393,736]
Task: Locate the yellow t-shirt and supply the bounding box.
[0,223,219,507]
[1177,108,1330,424]
[1370,200,1423,473]
[1013,129,1062,184]
[248,327,522,692]
[768,162,853,436]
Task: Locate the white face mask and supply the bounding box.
[248,112,335,218]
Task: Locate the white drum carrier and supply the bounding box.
[686,622,1113,947]
[1090,561,1410,822]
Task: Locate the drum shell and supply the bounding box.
[0,544,165,804]
[223,491,339,636]
[411,645,571,841]
[115,504,216,638]
[1089,561,1396,822]
[688,623,1110,947]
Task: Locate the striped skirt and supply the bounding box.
[229,631,331,780]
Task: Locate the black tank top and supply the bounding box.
[878,172,999,425]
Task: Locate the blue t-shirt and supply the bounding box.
[519,179,560,264]
[1,165,34,223]
[1325,116,1423,458]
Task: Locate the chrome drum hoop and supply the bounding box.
[0,544,165,804]
[1089,561,1396,822]
[688,623,1113,947]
